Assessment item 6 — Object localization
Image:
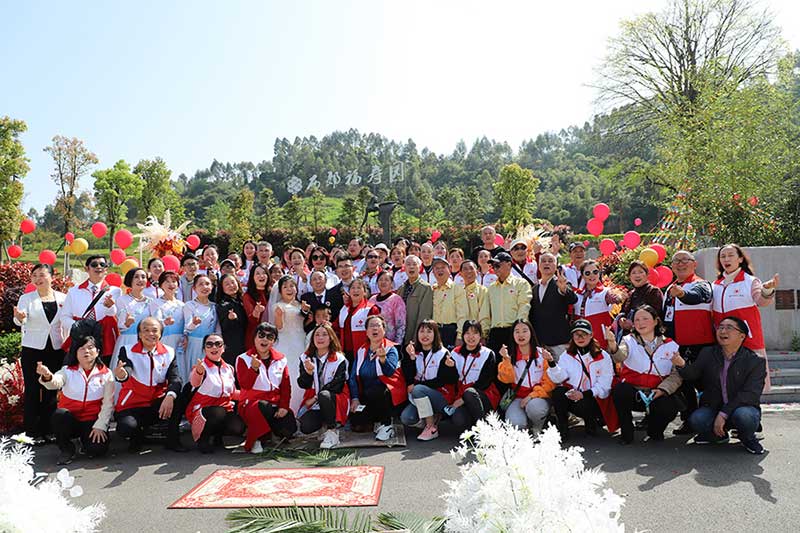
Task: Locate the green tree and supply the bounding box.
[0,117,28,260]
[203,198,231,235]
[307,187,325,233]
[44,135,98,235]
[92,160,144,250]
[229,188,255,252]
[463,186,486,228]
[493,163,540,229]
[257,187,283,231]
[134,157,172,219]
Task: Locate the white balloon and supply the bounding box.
[69,485,84,498]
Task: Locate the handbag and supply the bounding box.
[498,355,535,414]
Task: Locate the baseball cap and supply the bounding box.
[571,319,593,335]
[489,252,513,265]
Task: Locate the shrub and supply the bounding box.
[0,262,71,334]
[0,332,21,365]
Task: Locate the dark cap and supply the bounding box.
[571,319,593,335]
[569,242,586,252]
[431,256,450,268]
[490,252,513,265]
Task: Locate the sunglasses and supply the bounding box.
[583,269,600,276]
[366,255,379,259]
[89,261,108,268]
[257,331,276,340]
[204,341,224,348]
[311,255,326,260]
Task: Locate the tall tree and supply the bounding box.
[44,136,98,234]
[92,160,144,250]
[0,117,28,260]
[134,157,172,219]
[229,188,255,252]
[203,198,231,235]
[493,164,540,229]
[257,187,283,231]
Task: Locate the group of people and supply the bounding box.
[14,226,779,465]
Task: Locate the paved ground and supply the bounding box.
[32,407,800,533]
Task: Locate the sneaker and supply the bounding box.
[411,419,426,429]
[56,446,76,466]
[374,424,395,442]
[693,435,729,445]
[250,441,264,454]
[742,438,765,455]
[417,425,439,441]
[320,429,340,449]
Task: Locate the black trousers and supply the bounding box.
[299,390,338,434]
[256,401,297,439]
[450,387,492,430]
[21,344,63,437]
[487,327,513,355]
[350,382,394,427]
[612,382,679,442]
[438,323,457,350]
[50,408,109,457]
[677,344,711,420]
[551,386,600,438]
[197,406,245,441]
[116,396,182,445]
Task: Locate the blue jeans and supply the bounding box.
[689,405,761,443]
[400,385,448,426]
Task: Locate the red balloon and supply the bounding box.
[110,248,127,265]
[494,234,505,246]
[586,218,604,237]
[618,240,626,248]
[114,229,134,249]
[20,218,36,234]
[24,283,36,294]
[186,234,201,250]
[162,254,180,273]
[623,231,641,249]
[593,203,610,222]
[39,250,57,265]
[583,240,590,247]
[431,230,442,243]
[106,272,122,287]
[655,265,673,288]
[7,244,22,258]
[91,222,107,239]
[650,243,667,263]
[599,238,616,256]
[65,232,75,244]
[330,227,338,236]
[634,218,642,227]
[647,268,660,286]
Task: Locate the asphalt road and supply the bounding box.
[30,408,800,533]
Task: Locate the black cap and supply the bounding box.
[571,319,593,335]
[490,251,513,265]
[569,242,586,252]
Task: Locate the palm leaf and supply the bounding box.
[375,512,446,533]
[226,506,373,533]
[297,449,363,467]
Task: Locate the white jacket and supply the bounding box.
[547,349,614,399]
[14,291,67,350]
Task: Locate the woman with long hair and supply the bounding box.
[272,275,307,413]
[143,257,165,300]
[447,320,500,431]
[243,263,270,347]
[182,274,218,386]
[215,273,248,365]
[307,245,339,289]
[150,271,186,361]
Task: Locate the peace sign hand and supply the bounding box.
[556,270,569,293]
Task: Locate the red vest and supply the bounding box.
[300,351,350,426]
[58,365,112,422]
[712,271,765,350]
[618,336,679,389]
[450,345,500,408]
[116,342,174,411]
[338,300,379,353]
[667,274,714,346]
[574,285,614,349]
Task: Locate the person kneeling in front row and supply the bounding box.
[672,316,767,455]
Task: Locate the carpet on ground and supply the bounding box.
[169,466,384,509]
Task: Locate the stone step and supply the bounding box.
[766,352,800,370]
[761,385,800,404]
[769,368,800,386]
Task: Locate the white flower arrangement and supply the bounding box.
[442,414,625,533]
[0,436,105,532]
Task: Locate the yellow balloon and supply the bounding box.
[328,236,336,245]
[64,243,73,254]
[71,237,89,255]
[639,248,659,268]
[119,258,139,275]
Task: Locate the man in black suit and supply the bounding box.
[300,271,341,333]
[325,254,355,323]
[528,252,577,360]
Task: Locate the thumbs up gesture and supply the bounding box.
[250,356,262,371]
[164,315,175,326]
[499,344,510,360]
[253,302,266,318]
[763,273,780,290]
[376,346,387,361]
[444,352,455,367]
[303,358,315,374]
[36,361,52,380]
[541,348,554,363]
[193,358,205,376]
[192,314,202,326]
[406,341,417,359]
[671,352,686,368]
[556,270,569,293]
[228,309,238,321]
[125,313,135,328]
[13,306,26,322]
[114,359,128,380]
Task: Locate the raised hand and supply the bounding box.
[444,352,455,367]
[114,359,128,380]
[556,270,569,293]
[763,273,780,290]
[303,358,315,374]
[499,344,510,360]
[164,315,175,326]
[12,306,26,322]
[36,361,52,380]
[274,306,284,320]
[668,284,685,298]
[604,325,616,343]
[228,309,238,321]
[375,347,387,361]
[405,341,417,359]
[541,349,554,363]
[192,314,202,326]
[125,313,135,328]
[670,352,686,368]
[300,300,311,313]
[250,356,262,371]
[253,302,266,318]
[103,293,115,308]
[193,358,205,376]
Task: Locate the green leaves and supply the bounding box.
[225,507,446,533]
[493,163,540,229]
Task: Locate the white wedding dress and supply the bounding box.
[273,300,307,414]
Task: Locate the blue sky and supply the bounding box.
[3,0,799,213]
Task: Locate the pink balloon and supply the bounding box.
[655,265,673,288]
[24,283,36,294]
[583,240,590,247]
[494,234,505,246]
[623,231,641,249]
[599,238,616,256]
[106,272,122,287]
[114,229,134,249]
[431,230,442,243]
[618,240,626,249]
[593,203,610,222]
[650,243,667,263]
[65,232,75,244]
[634,218,642,227]
[162,254,180,273]
[7,244,22,258]
[330,228,338,236]
[186,235,201,250]
[110,248,127,265]
[648,268,660,286]
[586,218,604,237]
[39,250,57,265]
[91,222,107,239]
[20,219,36,234]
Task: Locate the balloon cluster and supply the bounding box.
[638,244,671,288]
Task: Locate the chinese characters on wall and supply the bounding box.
[285,162,405,195]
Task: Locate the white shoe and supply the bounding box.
[375,424,395,442]
[320,429,340,449]
[250,441,263,454]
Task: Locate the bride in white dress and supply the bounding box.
[272,275,307,414]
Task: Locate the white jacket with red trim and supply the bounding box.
[116,341,181,411]
[712,270,766,350]
[185,357,236,422]
[41,364,115,430]
[60,279,120,333]
[548,349,614,399]
[618,335,680,390]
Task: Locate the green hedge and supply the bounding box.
[0,332,21,365]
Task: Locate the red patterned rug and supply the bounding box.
[169,466,384,508]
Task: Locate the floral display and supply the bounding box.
[136,210,192,258]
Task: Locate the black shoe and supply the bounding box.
[694,434,729,445]
[128,438,143,454]
[742,438,765,455]
[56,443,76,465]
[212,435,224,447]
[643,434,664,443]
[673,422,694,435]
[166,439,189,453]
[634,418,648,431]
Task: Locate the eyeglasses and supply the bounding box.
[257,331,276,340]
[583,269,600,276]
[204,341,224,348]
[366,255,379,259]
[89,261,108,268]
[512,246,526,251]
[717,324,744,333]
[311,255,326,260]
[671,258,694,265]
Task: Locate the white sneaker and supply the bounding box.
[320,429,340,449]
[250,441,263,454]
[375,424,395,442]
